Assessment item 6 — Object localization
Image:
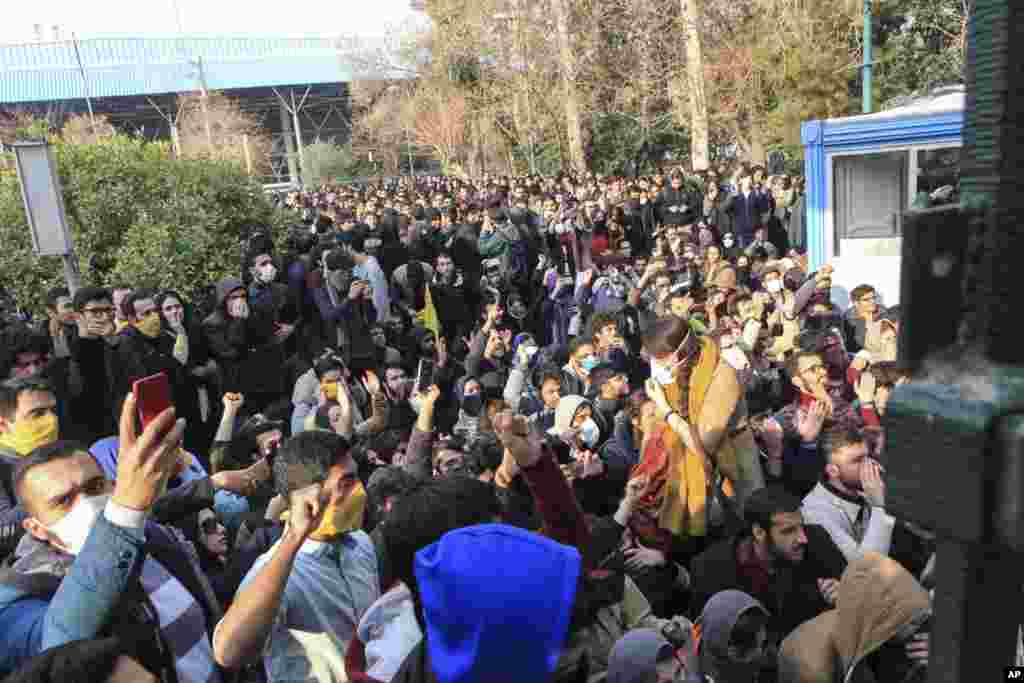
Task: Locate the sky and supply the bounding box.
[0,0,421,44]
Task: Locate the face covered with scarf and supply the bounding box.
[0,386,59,457]
[272,436,367,542]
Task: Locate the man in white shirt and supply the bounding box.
[801,427,895,562]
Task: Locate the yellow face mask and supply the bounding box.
[321,381,339,401]
[135,311,162,338]
[0,413,59,456]
[310,482,367,541]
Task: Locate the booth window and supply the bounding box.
[833,151,908,252]
[914,147,961,205]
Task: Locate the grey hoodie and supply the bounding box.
[607,628,674,683]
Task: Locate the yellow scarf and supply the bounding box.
[414,286,442,340]
[649,336,741,538]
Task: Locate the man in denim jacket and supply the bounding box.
[0,397,223,682]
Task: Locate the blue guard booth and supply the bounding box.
[801,86,964,308]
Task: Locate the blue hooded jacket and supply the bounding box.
[414,524,581,683]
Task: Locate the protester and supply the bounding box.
[0,168,936,683]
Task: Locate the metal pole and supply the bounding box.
[277,98,299,185]
[192,57,214,151]
[862,0,873,113]
[170,122,182,158]
[62,254,81,296]
[71,34,98,137]
[291,89,307,186]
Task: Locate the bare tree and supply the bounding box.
[59,113,117,145]
[551,0,588,172]
[176,92,273,174]
[680,0,710,170]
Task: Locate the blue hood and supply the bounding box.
[414,523,581,683]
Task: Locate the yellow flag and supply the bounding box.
[415,285,442,339]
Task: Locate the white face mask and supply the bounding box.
[47,494,110,555]
[257,263,277,283]
[650,356,679,386]
[723,238,735,247]
[766,279,783,294]
[578,418,600,447]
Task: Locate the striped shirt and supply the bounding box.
[140,558,220,683]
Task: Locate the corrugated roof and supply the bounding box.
[0,36,353,104]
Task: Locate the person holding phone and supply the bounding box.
[0,396,226,682]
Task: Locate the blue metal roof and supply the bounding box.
[0,36,352,104]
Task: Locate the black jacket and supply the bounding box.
[689,525,847,641]
[202,277,285,396]
[655,188,699,226]
[107,326,191,426]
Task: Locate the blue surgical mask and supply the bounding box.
[580,355,600,373]
[579,418,600,447]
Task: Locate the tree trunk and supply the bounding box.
[551,0,588,173]
[681,0,710,171]
[748,116,766,165]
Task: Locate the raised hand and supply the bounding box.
[856,369,877,405]
[436,337,449,368]
[283,483,328,544]
[415,384,442,406]
[624,475,650,506]
[222,392,245,416]
[113,394,186,512]
[796,400,828,443]
[363,370,382,395]
[861,458,886,509]
[644,378,672,418]
[494,410,543,469]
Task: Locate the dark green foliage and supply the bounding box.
[0,134,290,314]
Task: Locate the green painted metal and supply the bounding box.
[862,0,873,113]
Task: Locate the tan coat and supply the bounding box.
[778,552,931,683]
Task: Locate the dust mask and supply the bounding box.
[135,311,162,338]
[311,483,367,540]
[47,494,110,555]
[579,418,600,447]
[257,263,278,284]
[0,413,59,456]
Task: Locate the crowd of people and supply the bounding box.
[0,163,934,683]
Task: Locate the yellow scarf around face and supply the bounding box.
[653,336,728,538]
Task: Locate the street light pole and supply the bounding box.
[862,0,873,113]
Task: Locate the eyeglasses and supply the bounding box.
[82,306,116,318]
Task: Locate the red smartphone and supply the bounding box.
[132,372,173,433]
